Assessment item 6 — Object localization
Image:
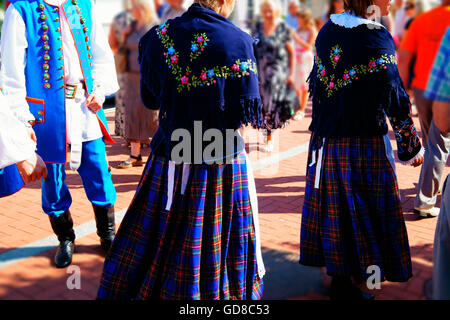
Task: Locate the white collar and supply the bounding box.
[330,12,385,29]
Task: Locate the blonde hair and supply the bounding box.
[195,0,221,11]
[296,9,315,30]
[130,0,157,24]
[415,0,430,16]
[123,0,132,11]
[260,0,282,17]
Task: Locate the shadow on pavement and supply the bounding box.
[261,248,326,300]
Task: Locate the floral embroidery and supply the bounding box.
[330,45,342,69]
[190,33,209,62]
[315,50,397,97]
[157,24,258,93]
[390,117,419,155]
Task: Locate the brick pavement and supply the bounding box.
[0,106,448,300]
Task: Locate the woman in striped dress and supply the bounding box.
[98,0,265,300]
[300,0,424,300]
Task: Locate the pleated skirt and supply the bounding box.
[98,152,264,300]
[300,135,413,283]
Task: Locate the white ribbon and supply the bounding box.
[181,163,190,195]
[166,162,191,211]
[243,150,266,278]
[383,134,397,174]
[165,161,176,211]
[314,138,326,190]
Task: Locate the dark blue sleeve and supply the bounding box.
[138,29,160,110]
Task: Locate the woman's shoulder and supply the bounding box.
[318,14,394,51]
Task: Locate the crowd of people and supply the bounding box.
[0,0,449,301]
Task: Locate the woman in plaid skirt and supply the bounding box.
[300,0,424,300]
[97,0,265,300]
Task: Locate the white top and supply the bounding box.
[393,7,408,37]
[0,91,36,169]
[330,12,385,29]
[0,0,119,144]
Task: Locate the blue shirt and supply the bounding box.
[285,14,298,30]
[157,3,169,18]
[425,27,450,102]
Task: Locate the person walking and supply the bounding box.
[424,28,450,300]
[98,0,265,300]
[0,0,119,268]
[109,0,134,139]
[117,0,160,169]
[292,9,316,120]
[253,0,300,153]
[398,0,450,218]
[300,0,424,300]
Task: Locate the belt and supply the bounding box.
[65,82,86,100]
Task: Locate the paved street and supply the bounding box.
[0,104,447,300]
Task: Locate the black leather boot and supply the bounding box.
[49,210,75,268]
[93,205,116,252]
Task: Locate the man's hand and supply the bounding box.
[27,127,37,143]
[411,155,424,168]
[16,154,48,183]
[86,93,103,113]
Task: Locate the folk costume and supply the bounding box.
[98,3,265,300]
[0,91,36,197]
[299,12,424,295]
[0,0,119,267]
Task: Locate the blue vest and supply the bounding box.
[10,0,113,165]
[0,165,25,198]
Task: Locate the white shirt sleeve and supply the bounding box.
[90,1,120,99]
[0,92,36,169]
[0,4,35,125]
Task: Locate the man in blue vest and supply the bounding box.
[0,0,119,268]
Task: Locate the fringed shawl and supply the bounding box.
[138,3,262,160]
[308,13,422,162]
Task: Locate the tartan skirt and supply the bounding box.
[98,152,264,300]
[300,135,413,283]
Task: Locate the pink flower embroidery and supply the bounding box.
[171,55,178,64]
[334,56,339,62]
[232,64,240,72]
[343,74,350,80]
[329,82,335,89]
[197,36,204,43]
[369,61,376,68]
[320,70,326,76]
[200,72,207,80]
[181,76,189,84]
[161,27,167,34]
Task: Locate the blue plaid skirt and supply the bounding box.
[98,152,263,300]
[300,135,412,283]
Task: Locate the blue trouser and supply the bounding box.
[42,138,116,217]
